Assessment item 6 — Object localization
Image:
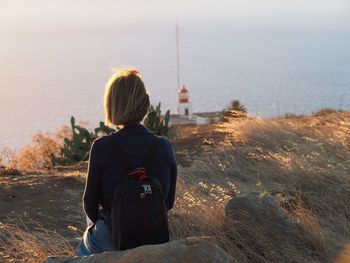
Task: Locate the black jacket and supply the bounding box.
[83,124,177,223]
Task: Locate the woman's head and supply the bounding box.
[104,67,150,126]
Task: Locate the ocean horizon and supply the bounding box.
[1,27,350,151]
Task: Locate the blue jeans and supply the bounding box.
[75,219,116,256]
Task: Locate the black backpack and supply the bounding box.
[106,136,169,250]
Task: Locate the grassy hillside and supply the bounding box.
[1,112,349,262]
[171,111,350,262]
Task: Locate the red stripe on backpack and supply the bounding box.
[127,167,149,181]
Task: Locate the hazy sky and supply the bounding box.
[0,0,349,32]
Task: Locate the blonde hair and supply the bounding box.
[104,68,150,126]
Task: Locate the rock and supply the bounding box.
[0,167,22,176]
[224,192,301,261]
[224,191,303,249]
[225,191,289,226]
[9,168,22,176]
[43,237,234,263]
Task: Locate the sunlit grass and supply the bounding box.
[0,221,74,263]
[0,111,349,262]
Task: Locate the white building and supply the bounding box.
[169,85,221,126]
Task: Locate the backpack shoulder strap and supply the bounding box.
[107,135,132,174]
[141,136,162,170]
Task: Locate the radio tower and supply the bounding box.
[176,23,193,119]
[176,23,180,89]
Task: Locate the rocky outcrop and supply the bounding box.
[43,237,234,263]
[224,192,307,261]
[224,191,298,239]
[225,191,289,225]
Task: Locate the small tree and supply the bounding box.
[221,99,248,122]
[228,99,247,113]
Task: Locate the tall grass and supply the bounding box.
[1,112,349,262]
[170,112,350,262]
[169,160,333,262]
[0,221,74,263]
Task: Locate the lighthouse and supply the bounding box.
[175,24,193,121]
[177,85,193,119]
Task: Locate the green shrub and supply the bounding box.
[51,117,94,165]
[145,103,172,137]
[228,99,247,113]
[51,117,116,166]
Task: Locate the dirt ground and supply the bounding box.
[0,163,87,243]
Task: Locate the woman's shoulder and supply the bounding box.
[155,135,173,149]
[90,133,114,150]
[155,136,175,161]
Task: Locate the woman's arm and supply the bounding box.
[165,140,177,210]
[83,138,103,223]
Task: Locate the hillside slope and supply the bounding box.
[1,112,349,262]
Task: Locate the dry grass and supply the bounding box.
[1,112,349,262]
[7,126,71,171]
[0,221,74,263]
[168,160,333,262]
[169,112,350,262]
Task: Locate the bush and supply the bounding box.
[221,99,248,122]
[144,102,172,137]
[9,128,69,171]
[311,108,343,117]
[51,116,116,166]
[227,99,247,113]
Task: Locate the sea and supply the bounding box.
[1,26,350,151]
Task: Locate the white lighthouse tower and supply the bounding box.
[177,85,193,119]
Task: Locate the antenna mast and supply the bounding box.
[176,23,180,89]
